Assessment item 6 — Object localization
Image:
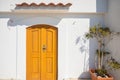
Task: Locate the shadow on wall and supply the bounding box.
[76,35,97,78]
[7,14,62,27]
[75,36,89,78]
[76,19,102,78]
[96,0,107,13]
[7,2,72,27]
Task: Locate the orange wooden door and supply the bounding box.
[26,25,57,80]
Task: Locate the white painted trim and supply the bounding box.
[0,10,105,15]
[0,9,106,15]
[12,10,105,14]
[11,9,69,13]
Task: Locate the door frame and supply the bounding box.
[26,24,58,80]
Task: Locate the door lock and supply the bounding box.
[42,45,46,51]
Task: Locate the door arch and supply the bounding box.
[26,24,58,80]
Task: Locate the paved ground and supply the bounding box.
[64,78,91,80]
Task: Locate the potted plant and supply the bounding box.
[85,24,113,80]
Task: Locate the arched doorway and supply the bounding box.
[26,24,58,80]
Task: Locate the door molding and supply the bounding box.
[27,24,58,29]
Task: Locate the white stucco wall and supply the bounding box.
[0,0,107,13]
[0,13,105,80]
[0,0,108,80]
[0,19,16,79]
[105,0,120,80]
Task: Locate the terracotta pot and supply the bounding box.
[89,69,113,80]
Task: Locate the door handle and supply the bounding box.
[42,45,46,51]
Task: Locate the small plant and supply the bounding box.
[85,24,111,70]
[107,57,120,70]
[95,69,107,77]
[86,24,120,80]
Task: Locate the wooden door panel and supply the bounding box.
[46,57,53,73]
[32,58,39,73]
[32,30,39,52]
[31,29,40,80]
[41,28,47,80]
[27,25,57,80]
[27,28,41,80]
[45,28,57,80]
[46,30,53,53]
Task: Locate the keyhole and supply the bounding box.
[42,45,46,51]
